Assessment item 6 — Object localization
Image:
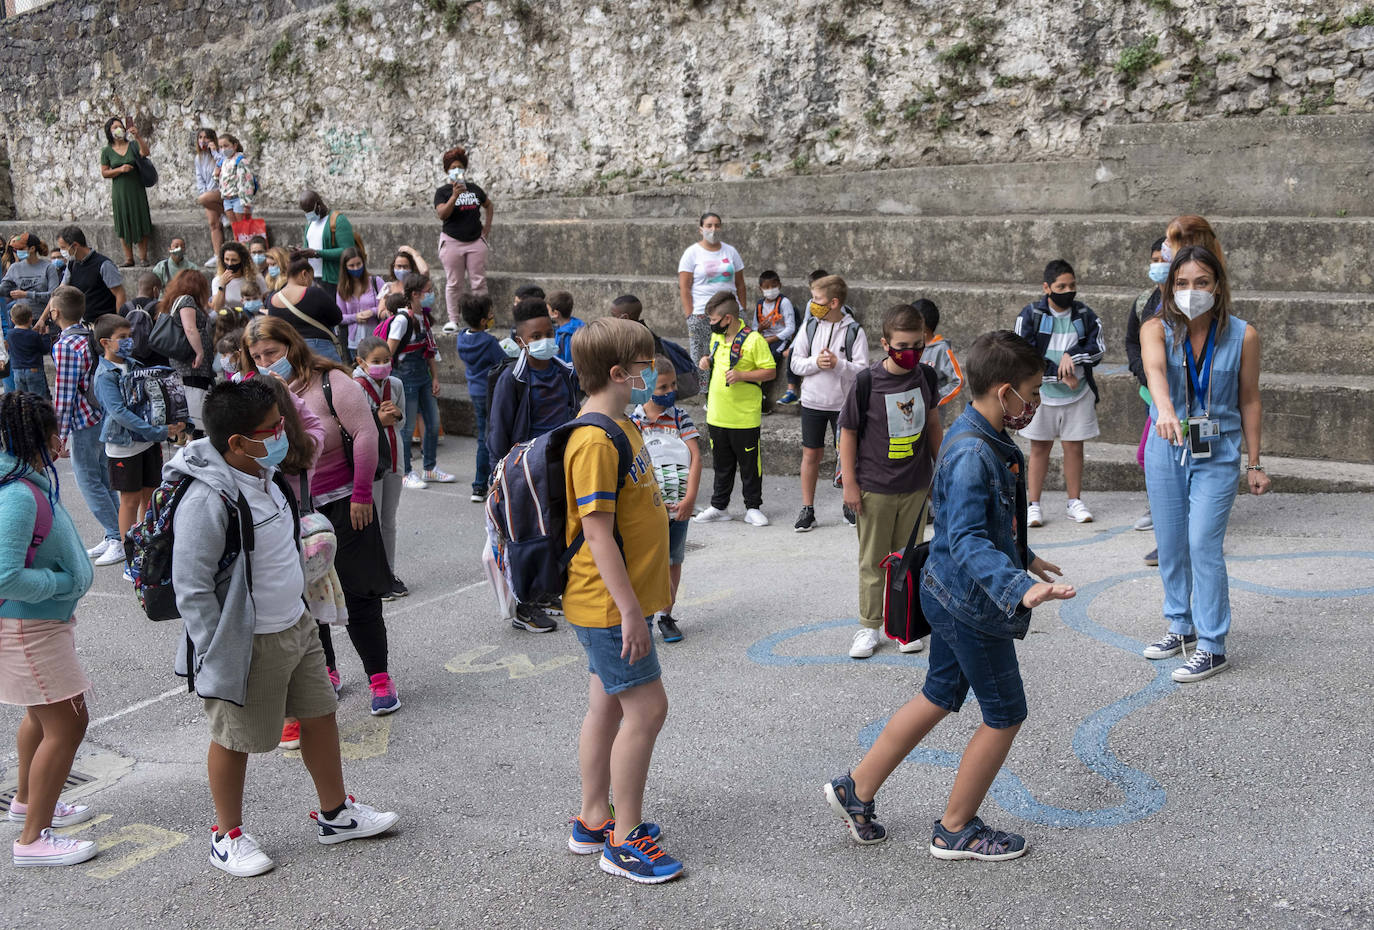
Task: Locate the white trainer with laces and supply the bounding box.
[208,826,274,877]
[93,543,125,566]
[849,627,880,659]
[7,799,95,827]
[86,538,111,558]
[1133,508,1153,531]
[402,472,428,490]
[1026,502,1044,527]
[1066,499,1094,523]
[311,796,400,845]
[694,506,731,523]
[12,828,97,867]
[744,508,770,527]
[898,637,926,654]
[422,468,457,483]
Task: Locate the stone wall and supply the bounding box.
[2,0,1372,220]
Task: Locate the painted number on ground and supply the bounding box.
[58,815,189,880]
[445,645,579,680]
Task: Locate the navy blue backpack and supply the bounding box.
[484,412,633,604]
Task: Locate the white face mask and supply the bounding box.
[60,249,72,260]
[762,288,780,300]
[112,127,126,140]
[701,228,720,245]
[1174,288,1215,320]
[1160,240,1174,263]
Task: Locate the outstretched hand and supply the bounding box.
[1022,581,1075,609]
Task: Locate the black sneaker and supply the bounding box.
[1144,548,1159,566]
[794,505,816,533]
[842,504,857,526]
[658,615,684,643]
[513,602,558,633]
[390,576,409,598]
[539,595,564,617]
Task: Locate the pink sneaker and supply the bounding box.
[328,667,342,696]
[7,798,95,828]
[13,828,97,867]
[368,672,400,716]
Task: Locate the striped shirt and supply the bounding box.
[52,326,101,440]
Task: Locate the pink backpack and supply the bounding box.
[0,480,54,608]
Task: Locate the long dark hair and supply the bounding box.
[335,246,372,301]
[1160,245,1232,347]
[0,392,60,502]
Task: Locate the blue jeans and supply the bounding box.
[68,422,120,541]
[12,368,49,398]
[919,593,1028,729]
[472,402,490,494]
[574,617,661,695]
[304,336,342,363]
[398,354,437,474]
[0,296,14,393]
[1144,430,1239,655]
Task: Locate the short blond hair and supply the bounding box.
[572,317,655,394]
[811,274,847,307]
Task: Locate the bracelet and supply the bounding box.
[1247,465,1265,472]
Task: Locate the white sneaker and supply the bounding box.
[897,637,926,654]
[86,538,111,558]
[1133,509,1153,531]
[441,321,459,335]
[693,506,731,523]
[6,798,94,827]
[849,627,880,659]
[12,828,97,867]
[1026,502,1044,527]
[204,255,219,267]
[311,795,399,845]
[422,468,457,483]
[94,543,125,566]
[402,472,428,490]
[209,826,274,877]
[1066,499,1094,523]
[743,508,770,527]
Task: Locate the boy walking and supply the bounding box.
[7,302,52,398]
[824,330,1074,860]
[548,290,585,364]
[838,304,943,660]
[563,317,682,884]
[1013,260,1105,526]
[630,357,702,643]
[789,274,868,531]
[455,293,507,501]
[693,291,775,526]
[171,379,398,877]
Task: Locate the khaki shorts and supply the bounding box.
[203,613,338,753]
[1019,389,1100,442]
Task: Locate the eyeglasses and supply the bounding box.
[249,417,285,440]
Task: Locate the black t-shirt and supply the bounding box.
[268,285,343,340]
[433,182,488,242]
[837,360,938,496]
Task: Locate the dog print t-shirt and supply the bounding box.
[838,360,937,495]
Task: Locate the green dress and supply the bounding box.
[100,144,153,244]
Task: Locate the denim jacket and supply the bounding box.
[94,357,170,447]
[921,405,1038,639]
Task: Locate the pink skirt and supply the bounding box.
[0,617,91,707]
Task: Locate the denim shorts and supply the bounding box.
[573,618,661,695]
[668,518,689,566]
[919,593,1028,729]
[222,196,244,212]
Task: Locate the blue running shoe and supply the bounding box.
[777,389,800,406]
[929,816,1027,861]
[568,814,662,854]
[599,823,683,883]
[823,772,887,844]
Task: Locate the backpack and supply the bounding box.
[0,480,53,609]
[374,308,414,346]
[329,211,365,265]
[484,412,633,604]
[124,478,254,622]
[321,370,389,483]
[483,355,520,419]
[231,154,259,197]
[653,333,700,400]
[116,365,189,429]
[803,315,863,362]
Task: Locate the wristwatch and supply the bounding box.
[1246,464,1265,472]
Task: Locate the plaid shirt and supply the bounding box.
[52,326,101,440]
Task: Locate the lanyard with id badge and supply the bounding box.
[1182,321,1220,463]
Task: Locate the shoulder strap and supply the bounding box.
[320,370,357,471]
[855,367,873,439]
[328,211,341,246]
[843,321,861,360]
[804,315,817,343]
[278,289,340,342]
[728,325,753,369]
[19,480,53,569]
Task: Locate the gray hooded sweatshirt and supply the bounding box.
[167,438,303,707]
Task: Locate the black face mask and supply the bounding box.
[709,317,731,335]
[1048,289,1076,310]
[224,263,241,272]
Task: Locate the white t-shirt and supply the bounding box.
[212,275,245,306]
[104,361,156,459]
[387,309,415,344]
[677,242,743,316]
[305,217,327,279]
[230,468,306,635]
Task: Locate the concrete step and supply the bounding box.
[479,271,1374,377]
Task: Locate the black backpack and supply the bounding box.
[321,370,390,483]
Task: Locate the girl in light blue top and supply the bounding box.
[0,392,100,866]
[1140,245,1269,684]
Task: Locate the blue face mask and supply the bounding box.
[243,299,263,313]
[248,433,289,469]
[526,337,558,361]
[305,210,322,224]
[628,370,654,406]
[650,391,676,408]
[1148,261,1170,285]
[420,293,435,309]
[257,356,294,380]
[117,337,135,357]
[14,250,28,261]
[52,258,65,270]
[265,264,279,277]
[347,267,365,278]
[252,253,266,265]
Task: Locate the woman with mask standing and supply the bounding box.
[1,234,59,392]
[677,213,746,384]
[378,247,431,306]
[98,117,152,267]
[162,270,216,434]
[1139,245,1268,684]
[434,146,493,335]
[335,247,385,363]
[267,252,344,362]
[193,128,226,262]
[210,242,259,312]
[298,191,353,300]
[263,246,292,294]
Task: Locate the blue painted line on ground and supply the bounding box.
[750,549,1374,830]
[1031,522,1135,550]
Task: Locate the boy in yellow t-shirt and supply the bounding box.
[562,317,682,885]
[692,290,777,526]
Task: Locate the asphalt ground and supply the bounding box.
[3,436,1372,929]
